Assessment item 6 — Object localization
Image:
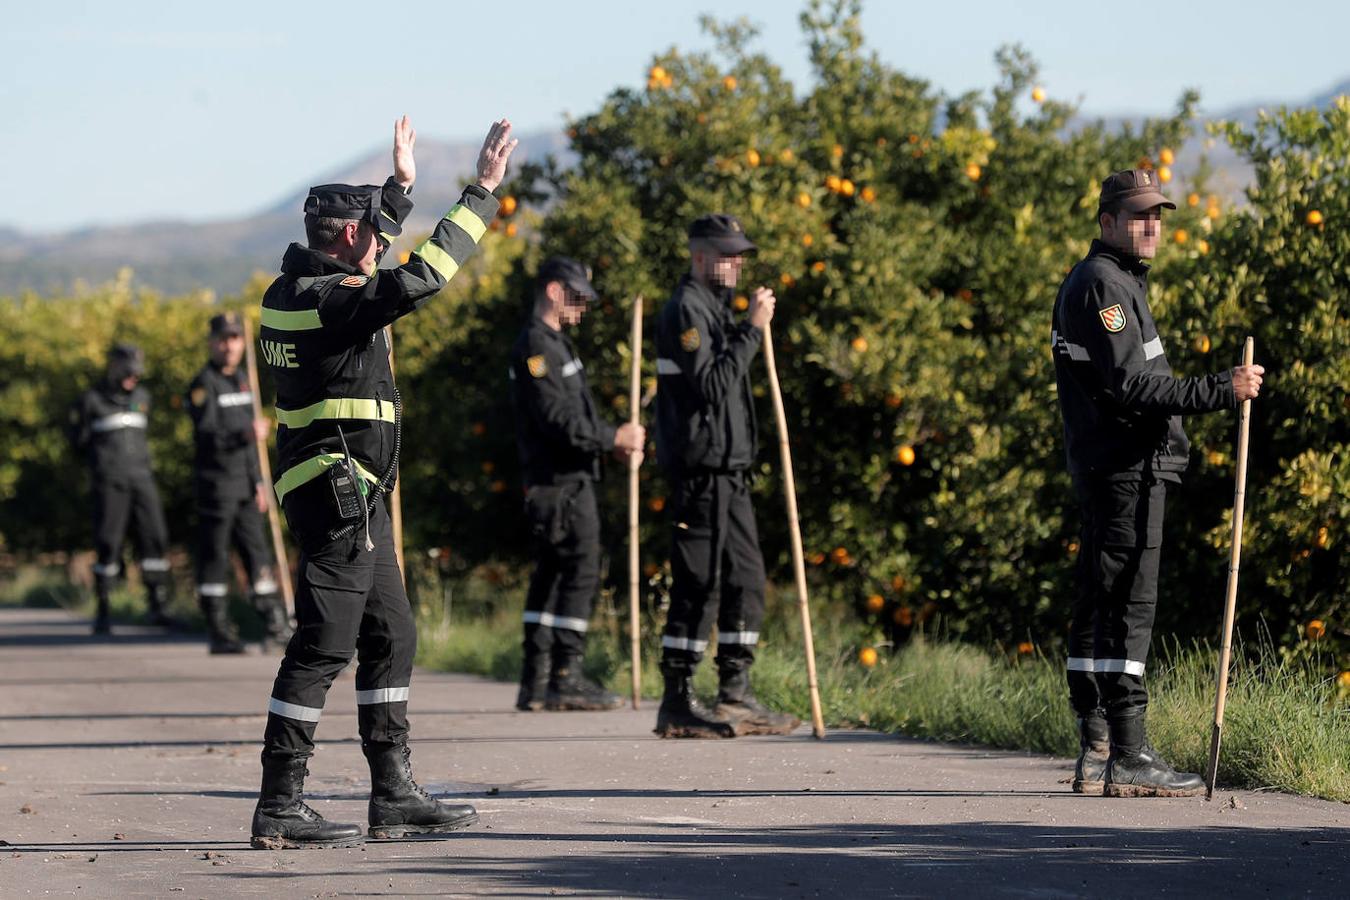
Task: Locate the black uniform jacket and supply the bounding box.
[510,316,617,486]
[1052,240,1235,480]
[654,275,761,474]
[260,179,498,504]
[186,362,261,500]
[69,380,155,483]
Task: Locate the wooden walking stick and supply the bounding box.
[385,326,405,579]
[762,322,826,739]
[1205,336,1256,800]
[243,316,295,616]
[627,296,644,709]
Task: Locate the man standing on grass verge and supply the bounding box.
[509,257,646,712]
[1051,169,1264,797]
[652,214,800,739]
[251,116,516,848]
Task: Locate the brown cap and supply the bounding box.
[1099,168,1176,213]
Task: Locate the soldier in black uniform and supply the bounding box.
[509,257,646,712]
[249,116,517,849]
[652,214,800,739]
[69,343,177,636]
[1052,169,1264,797]
[186,312,293,654]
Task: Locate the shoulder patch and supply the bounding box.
[1098,303,1127,333]
[339,275,369,288]
[680,327,702,352]
[527,355,549,378]
[190,386,208,407]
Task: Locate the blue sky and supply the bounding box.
[4,0,1346,233]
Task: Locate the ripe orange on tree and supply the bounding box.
[893,606,914,627]
[1031,86,1046,103]
[1157,166,1173,184]
[864,593,885,614]
[1193,334,1211,354]
[965,163,981,181]
[860,185,876,203]
[850,336,868,352]
[1173,228,1188,245]
[1159,147,1175,166]
[746,148,761,167]
[722,75,737,91]
[796,192,812,208]
[499,195,518,217]
[840,178,856,196]
[895,444,916,466]
[1307,209,1324,226]
[858,646,878,667]
[1305,619,1327,640]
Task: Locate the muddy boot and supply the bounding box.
[1072,709,1109,795]
[256,593,293,652]
[201,595,245,655]
[251,754,364,849]
[1104,708,1204,798]
[714,666,801,736]
[92,577,113,637]
[654,665,736,739]
[145,581,185,630]
[546,656,623,711]
[364,742,478,839]
[516,653,550,711]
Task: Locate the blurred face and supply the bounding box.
[560,288,590,327]
[209,333,245,369]
[692,242,746,289]
[1101,207,1163,259]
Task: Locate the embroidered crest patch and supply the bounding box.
[190,387,207,407]
[527,355,548,378]
[1098,304,1127,333]
[680,328,701,352]
[339,275,369,288]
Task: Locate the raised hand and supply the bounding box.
[475,118,519,194]
[393,115,417,190]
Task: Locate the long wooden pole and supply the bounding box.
[627,296,644,709]
[243,316,295,616]
[762,322,826,739]
[1205,336,1256,800]
[385,326,405,579]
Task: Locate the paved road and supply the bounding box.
[0,607,1345,898]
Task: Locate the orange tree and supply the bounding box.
[503,0,1207,645]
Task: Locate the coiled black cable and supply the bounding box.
[328,387,402,545]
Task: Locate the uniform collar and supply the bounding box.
[528,314,567,342]
[280,242,363,277]
[680,274,733,314]
[1088,239,1151,276]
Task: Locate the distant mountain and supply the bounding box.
[4,79,1348,297]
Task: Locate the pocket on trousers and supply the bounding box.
[525,485,566,543]
[1099,481,1165,549]
[673,473,715,536]
[303,557,374,596]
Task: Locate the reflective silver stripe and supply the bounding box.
[656,358,682,375]
[217,391,254,408]
[355,687,410,705]
[91,412,148,432]
[522,610,590,633]
[662,635,709,652]
[1095,658,1146,676]
[1052,331,1091,362]
[717,631,760,645]
[268,697,322,722]
[92,562,120,577]
[1142,336,1165,360]
[140,558,171,572]
[1066,657,1095,672]
[253,579,279,595]
[507,367,516,381]
[198,583,228,598]
[561,359,583,378]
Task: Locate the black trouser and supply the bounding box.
[522,479,600,666]
[1067,476,1168,717]
[195,489,279,604]
[661,470,766,674]
[90,473,171,588]
[263,481,415,758]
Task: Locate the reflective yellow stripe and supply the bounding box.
[274,454,379,504]
[416,241,460,282]
[261,307,322,331]
[275,398,395,429]
[445,204,487,242]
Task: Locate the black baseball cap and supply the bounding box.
[107,343,145,379]
[537,256,597,302]
[688,213,757,255]
[302,183,402,237]
[208,312,244,338]
[1099,168,1176,213]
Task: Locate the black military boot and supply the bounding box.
[1104,708,1204,798]
[516,653,550,711]
[364,742,478,839]
[92,579,113,637]
[201,595,245,655]
[546,655,624,711]
[256,593,293,652]
[250,754,365,849]
[145,582,185,630]
[714,666,801,736]
[654,665,736,739]
[1072,709,1110,795]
